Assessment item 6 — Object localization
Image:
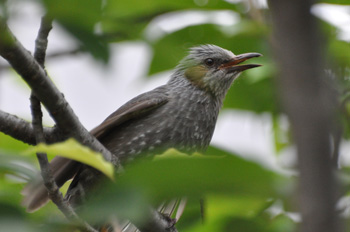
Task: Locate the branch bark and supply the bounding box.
[31,95,98,232]
[0,17,117,167]
[0,110,64,145]
[29,14,69,220]
[268,1,342,232]
[29,15,98,232]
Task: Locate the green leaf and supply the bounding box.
[0,132,31,153]
[94,147,283,204]
[81,186,150,224]
[82,148,285,226]
[120,149,281,200]
[182,197,295,232]
[42,0,110,62]
[272,116,291,154]
[0,202,37,232]
[319,1,350,5]
[148,24,229,74]
[205,195,272,221]
[104,0,236,19]
[329,39,350,68]
[224,74,279,114]
[25,138,114,179]
[100,0,239,42]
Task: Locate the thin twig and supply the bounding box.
[31,95,98,232]
[33,16,52,67]
[30,14,68,217]
[30,94,69,214]
[0,110,64,145]
[30,15,98,232]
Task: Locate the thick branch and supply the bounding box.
[268,0,341,232]
[0,110,64,145]
[0,17,116,167]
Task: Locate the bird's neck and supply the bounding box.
[168,70,228,108]
[167,72,224,117]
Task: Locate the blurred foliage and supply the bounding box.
[80,148,286,229]
[1,0,350,231]
[320,0,350,4]
[43,0,109,62]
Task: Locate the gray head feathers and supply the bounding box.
[176,44,235,70]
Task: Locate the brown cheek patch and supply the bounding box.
[184,65,212,93]
[185,65,207,82]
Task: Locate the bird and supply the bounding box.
[22,44,261,227]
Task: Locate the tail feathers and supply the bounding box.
[120,198,187,232]
[175,198,187,222]
[21,156,80,212]
[21,178,50,212]
[121,223,138,232]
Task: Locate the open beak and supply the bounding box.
[220,52,262,73]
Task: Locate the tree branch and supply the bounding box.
[30,95,98,232]
[29,15,98,232]
[0,17,117,167]
[30,94,70,215]
[30,14,69,219]
[33,16,52,67]
[0,109,64,145]
[268,0,342,232]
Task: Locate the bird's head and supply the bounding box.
[172,44,262,98]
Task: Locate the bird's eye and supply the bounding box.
[204,58,215,66]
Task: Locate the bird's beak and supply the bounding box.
[220,52,262,73]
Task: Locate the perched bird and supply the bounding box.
[22,44,261,220]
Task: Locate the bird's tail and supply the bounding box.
[119,198,187,232]
[21,156,80,212]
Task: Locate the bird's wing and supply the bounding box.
[90,89,169,138]
[22,86,169,212]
